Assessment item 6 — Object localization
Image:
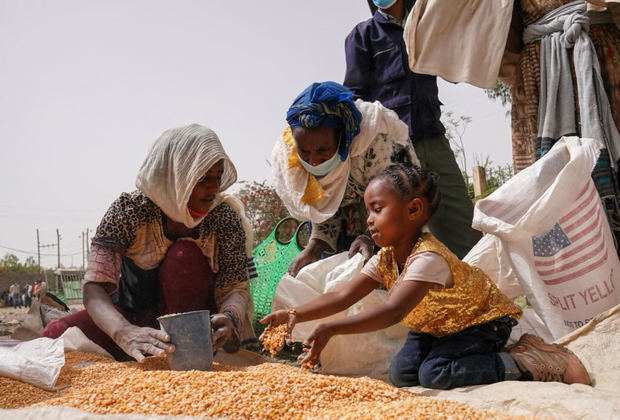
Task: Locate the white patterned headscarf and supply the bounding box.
[272,99,412,223]
[136,124,237,229]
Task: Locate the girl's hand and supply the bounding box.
[298,322,334,366]
[347,234,375,262]
[259,309,297,344]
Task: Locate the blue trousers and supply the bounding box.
[389,317,519,389]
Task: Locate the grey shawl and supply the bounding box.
[524,0,620,168]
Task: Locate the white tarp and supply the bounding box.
[407,304,620,419]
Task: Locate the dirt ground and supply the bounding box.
[0,306,29,337]
[0,304,85,338]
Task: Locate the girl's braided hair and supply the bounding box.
[371,162,442,219]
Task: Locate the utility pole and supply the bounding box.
[36,229,41,272]
[81,231,85,269]
[56,228,61,269]
[86,228,90,261]
[39,230,58,271]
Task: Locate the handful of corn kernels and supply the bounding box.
[260,324,289,357]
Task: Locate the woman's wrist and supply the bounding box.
[357,234,372,243]
[222,309,239,331]
[307,238,328,258]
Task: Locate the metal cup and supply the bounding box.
[157,310,213,371]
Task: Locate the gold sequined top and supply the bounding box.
[377,233,522,337]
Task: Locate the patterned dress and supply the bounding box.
[85,190,251,326]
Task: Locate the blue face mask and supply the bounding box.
[372,0,398,9]
[298,150,342,177]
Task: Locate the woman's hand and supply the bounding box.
[288,239,328,277]
[113,324,173,362]
[85,282,172,362]
[211,313,239,352]
[347,234,375,262]
[299,322,334,367]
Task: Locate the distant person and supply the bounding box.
[271,81,417,276]
[343,0,480,258]
[262,163,590,389]
[19,286,26,308]
[8,284,15,307]
[24,283,33,307]
[41,124,255,361]
[11,282,21,308]
[33,280,40,299]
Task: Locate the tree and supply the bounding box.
[0,253,21,273]
[442,111,472,182]
[0,253,40,274]
[236,181,290,249]
[484,80,512,116]
[24,256,38,271]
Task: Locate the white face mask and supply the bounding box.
[298,150,342,177]
[372,0,398,9]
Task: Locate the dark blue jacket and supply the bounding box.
[344,11,445,141]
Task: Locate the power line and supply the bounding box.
[0,244,82,257]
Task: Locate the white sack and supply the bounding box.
[0,336,65,389]
[472,136,620,340]
[60,327,113,358]
[463,233,523,299]
[271,252,409,379]
[403,0,513,88]
[464,235,554,343]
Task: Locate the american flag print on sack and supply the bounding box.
[532,182,610,285]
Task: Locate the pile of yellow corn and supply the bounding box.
[0,351,521,419]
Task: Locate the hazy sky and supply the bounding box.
[0,1,511,269]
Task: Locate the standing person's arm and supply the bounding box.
[344,26,372,100]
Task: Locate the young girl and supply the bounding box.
[261,163,590,389]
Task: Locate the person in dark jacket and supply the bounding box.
[344,0,481,259]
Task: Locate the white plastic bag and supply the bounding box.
[60,326,113,358]
[271,252,409,379]
[464,235,554,343]
[463,234,522,299]
[0,337,65,389]
[472,136,620,340]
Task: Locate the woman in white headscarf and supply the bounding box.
[272,81,418,276]
[42,124,254,361]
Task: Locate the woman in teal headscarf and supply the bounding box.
[272,81,418,275]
